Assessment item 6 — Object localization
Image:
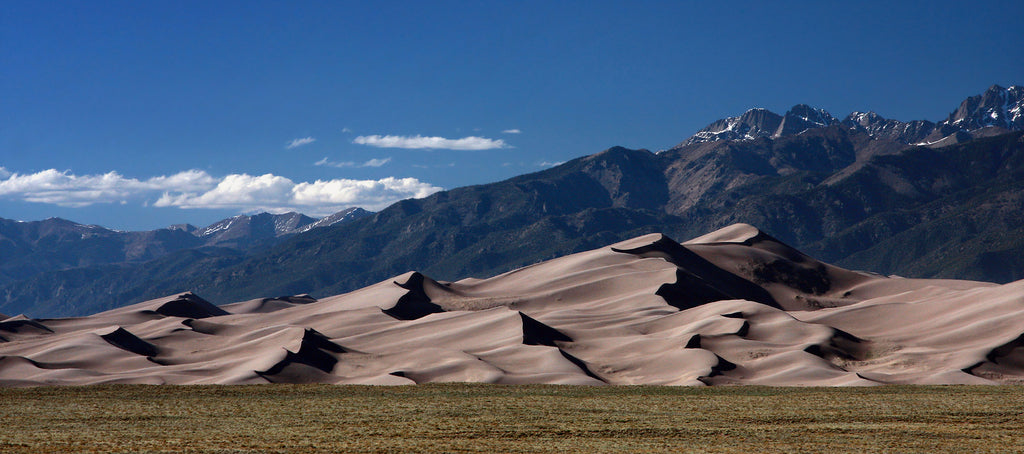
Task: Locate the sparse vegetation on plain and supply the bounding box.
[1,384,1020,453]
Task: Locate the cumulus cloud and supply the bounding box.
[286,137,316,149]
[315,157,392,168]
[0,167,441,213]
[157,174,440,213]
[353,134,508,150]
[502,129,522,134]
[0,168,215,208]
[291,177,440,211]
[155,173,295,210]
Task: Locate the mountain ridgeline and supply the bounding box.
[1,85,1022,317]
[682,84,1023,147]
[0,208,370,315]
[0,208,370,284]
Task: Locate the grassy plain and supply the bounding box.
[0,384,1020,453]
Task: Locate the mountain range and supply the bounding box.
[682,84,1023,147]
[1,84,1021,318]
[0,208,368,290]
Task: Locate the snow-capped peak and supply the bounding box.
[939,84,1024,131]
[678,84,1022,148]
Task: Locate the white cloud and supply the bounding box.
[412,162,456,169]
[157,174,440,214]
[362,157,391,167]
[315,157,355,168]
[315,157,392,168]
[538,161,564,168]
[502,129,522,134]
[0,168,216,208]
[155,173,296,210]
[145,169,219,189]
[286,137,316,149]
[353,134,508,150]
[0,167,441,213]
[291,177,440,211]
[342,127,353,133]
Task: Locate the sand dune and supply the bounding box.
[2,224,1023,386]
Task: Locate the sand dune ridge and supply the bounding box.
[2,223,1023,386]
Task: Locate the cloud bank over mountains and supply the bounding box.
[0,130,510,217]
[0,166,441,214]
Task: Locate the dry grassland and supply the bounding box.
[0,384,1020,453]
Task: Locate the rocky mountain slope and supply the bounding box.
[0,208,369,312]
[0,217,203,285]
[181,207,369,248]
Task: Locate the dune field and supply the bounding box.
[2,224,1022,386]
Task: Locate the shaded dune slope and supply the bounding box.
[2,224,1022,386]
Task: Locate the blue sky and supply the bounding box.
[2,1,1022,230]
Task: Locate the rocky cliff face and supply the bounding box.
[842,111,935,144]
[940,84,1024,131]
[679,108,783,145]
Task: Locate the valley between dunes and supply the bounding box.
[2,223,1023,387]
